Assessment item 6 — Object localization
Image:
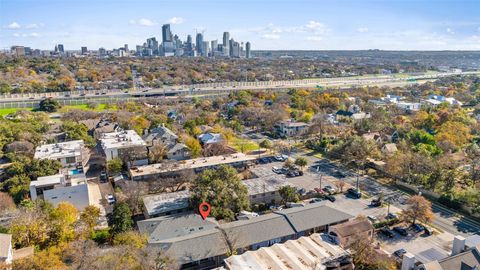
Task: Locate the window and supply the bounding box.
[65,156,76,164]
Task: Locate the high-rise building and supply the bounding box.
[124,44,129,52]
[146,37,159,55]
[162,24,172,42]
[202,41,209,57]
[56,44,64,53]
[11,46,25,57]
[99,47,107,56]
[210,40,218,56]
[231,41,241,58]
[222,32,230,56]
[229,38,234,57]
[81,47,88,55]
[196,33,204,56]
[245,42,251,58]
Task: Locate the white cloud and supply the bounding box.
[25,23,39,29]
[129,18,157,27]
[6,22,21,29]
[446,28,455,34]
[167,17,184,25]
[262,34,280,39]
[306,36,323,41]
[12,32,40,38]
[357,27,369,33]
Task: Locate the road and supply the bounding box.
[288,150,480,238]
[1,71,478,105]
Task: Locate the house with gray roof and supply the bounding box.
[139,204,352,269]
[143,125,178,147]
[198,133,223,145]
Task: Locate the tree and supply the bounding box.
[190,165,250,221]
[112,231,147,249]
[182,135,202,158]
[107,158,123,174]
[148,143,168,163]
[13,245,67,270]
[108,202,133,236]
[294,157,308,170]
[79,205,101,236]
[60,121,96,147]
[278,185,299,203]
[49,202,78,244]
[401,195,434,225]
[0,192,15,214]
[259,139,273,152]
[38,98,60,112]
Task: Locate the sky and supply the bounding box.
[1,0,480,51]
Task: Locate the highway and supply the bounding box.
[0,71,479,106]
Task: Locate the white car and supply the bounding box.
[105,194,116,204]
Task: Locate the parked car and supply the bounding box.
[323,185,336,194]
[274,155,288,161]
[272,167,283,174]
[367,215,378,223]
[325,195,336,202]
[393,226,408,236]
[424,226,433,236]
[347,188,362,199]
[380,227,395,238]
[370,198,382,207]
[333,170,347,178]
[286,202,305,208]
[100,171,108,183]
[411,224,425,233]
[386,213,398,220]
[105,194,116,204]
[393,248,407,258]
[310,198,323,203]
[287,170,301,177]
[314,188,324,194]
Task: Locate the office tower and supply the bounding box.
[56,44,64,53]
[245,42,251,58]
[99,47,107,56]
[11,46,25,57]
[223,32,230,56]
[136,45,143,56]
[162,24,172,42]
[24,47,31,56]
[229,38,234,57]
[202,41,209,57]
[196,33,204,56]
[124,44,129,52]
[231,41,240,58]
[146,37,159,55]
[81,47,88,55]
[211,40,218,56]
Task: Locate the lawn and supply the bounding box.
[58,103,117,112]
[229,137,260,153]
[0,107,34,116]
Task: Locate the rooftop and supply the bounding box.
[224,234,351,270]
[242,177,294,195]
[130,153,256,178]
[0,233,11,259]
[100,130,146,150]
[329,218,374,238]
[143,190,190,217]
[34,140,84,160]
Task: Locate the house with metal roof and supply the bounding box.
[328,218,374,248]
[224,233,354,270]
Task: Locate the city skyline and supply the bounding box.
[1,0,480,50]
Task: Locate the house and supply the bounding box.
[242,177,295,205]
[224,233,354,270]
[335,110,371,122]
[34,140,90,172]
[408,235,480,270]
[328,218,374,248]
[0,234,13,265]
[275,120,309,137]
[395,101,422,112]
[167,143,191,161]
[100,130,148,166]
[139,204,353,269]
[29,174,92,210]
[143,125,178,147]
[130,153,257,181]
[362,132,382,145]
[143,190,190,218]
[79,118,120,139]
[424,95,463,107]
[198,133,223,145]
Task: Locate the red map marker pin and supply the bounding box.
[199,202,211,220]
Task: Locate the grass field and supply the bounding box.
[0,107,34,116]
[229,137,260,153]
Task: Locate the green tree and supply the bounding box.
[108,202,133,236]
[278,185,299,203]
[107,158,123,174]
[38,98,60,112]
[60,121,96,147]
[190,165,250,221]
[259,139,273,152]
[112,231,147,249]
[79,205,101,236]
[294,157,308,170]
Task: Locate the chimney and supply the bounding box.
[401,252,416,270]
[452,235,466,255]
